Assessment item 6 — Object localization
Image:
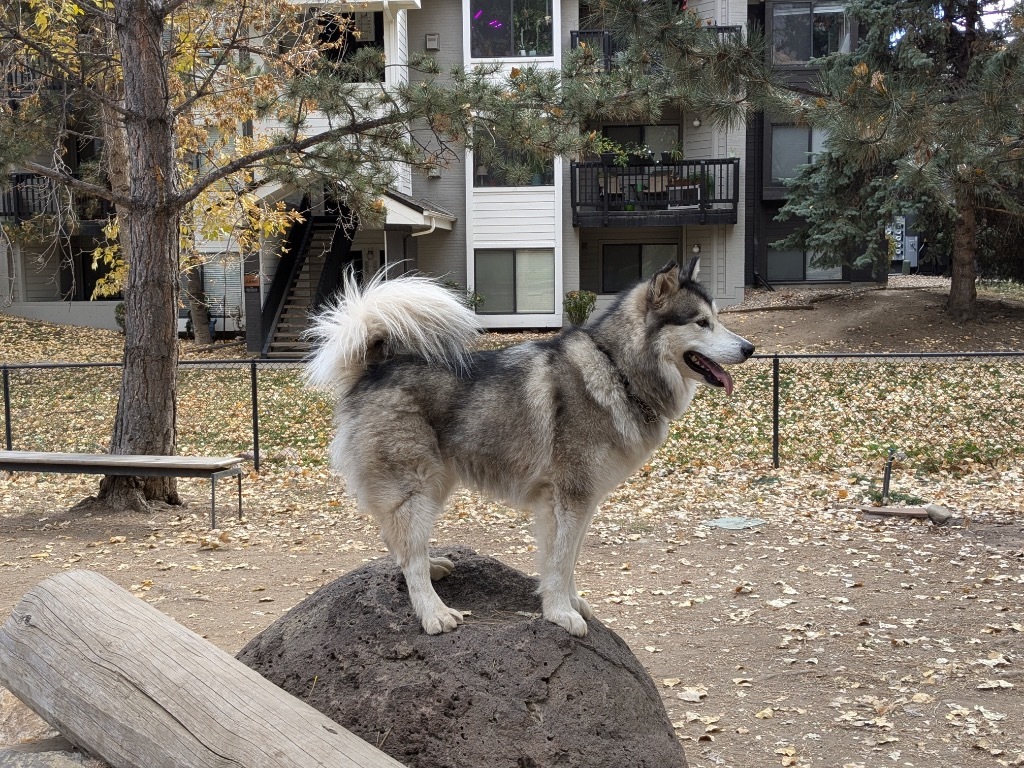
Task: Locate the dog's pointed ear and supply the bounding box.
[650,261,680,307]
[683,255,700,282]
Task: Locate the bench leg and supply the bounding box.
[209,469,242,529]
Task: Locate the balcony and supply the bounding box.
[3,59,60,98]
[570,158,740,228]
[570,26,743,70]
[1,174,114,221]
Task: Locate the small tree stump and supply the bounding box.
[0,571,405,768]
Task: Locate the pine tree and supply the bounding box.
[774,0,1024,320]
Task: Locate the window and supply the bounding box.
[772,2,850,64]
[473,131,554,187]
[812,3,850,57]
[601,244,677,293]
[770,124,827,185]
[475,249,555,313]
[766,248,841,281]
[202,254,243,318]
[317,13,383,63]
[603,125,679,158]
[279,11,384,80]
[772,4,811,64]
[471,0,553,59]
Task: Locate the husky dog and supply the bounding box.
[306,257,754,637]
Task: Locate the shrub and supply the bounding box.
[440,279,485,311]
[563,290,597,325]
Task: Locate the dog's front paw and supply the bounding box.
[429,556,455,581]
[571,595,594,620]
[545,607,588,637]
[422,605,464,635]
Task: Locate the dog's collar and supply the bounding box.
[590,339,660,424]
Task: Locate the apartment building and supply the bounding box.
[1,0,760,348]
[745,0,874,284]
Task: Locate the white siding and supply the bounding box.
[394,10,409,82]
[0,240,16,303]
[20,245,62,301]
[468,180,563,328]
[685,114,713,160]
[202,254,244,320]
[391,10,413,194]
[471,188,557,247]
[690,0,720,25]
[581,223,742,313]
[679,2,746,305]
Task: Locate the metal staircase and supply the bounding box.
[263,227,333,358]
[260,217,353,358]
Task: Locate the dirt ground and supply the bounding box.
[2,278,1023,768]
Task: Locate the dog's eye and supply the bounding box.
[696,318,711,329]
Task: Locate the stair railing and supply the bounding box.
[259,211,315,357]
[312,220,354,312]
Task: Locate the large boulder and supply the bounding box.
[237,547,686,768]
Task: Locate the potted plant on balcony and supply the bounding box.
[684,171,714,198]
[661,142,685,165]
[666,171,714,206]
[596,136,627,166]
[625,142,653,165]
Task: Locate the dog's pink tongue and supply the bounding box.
[703,357,734,395]
[720,369,734,396]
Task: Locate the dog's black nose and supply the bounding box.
[741,342,755,359]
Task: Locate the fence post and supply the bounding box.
[772,354,780,469]
[250,361,260,472]
[2,366,11,451]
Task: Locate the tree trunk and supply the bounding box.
[186,263,214,345]
[94,0,181,510]
[947,185,979,322]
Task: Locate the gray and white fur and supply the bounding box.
[305,258,754,637]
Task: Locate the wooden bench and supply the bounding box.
[0,451,244,528]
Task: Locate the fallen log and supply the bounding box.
[860,506,930,519]
[0,571,406,768]
[860,505,960,526]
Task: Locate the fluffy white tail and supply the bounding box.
[304,271,482,396]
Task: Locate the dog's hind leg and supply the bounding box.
[537,499,596,637]
[376,492,463,634]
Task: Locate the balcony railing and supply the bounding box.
[570,30,615,71]
[570,26,743,70]
[1,174,114,221]
[570,158,740,228]
[3,58,61,98]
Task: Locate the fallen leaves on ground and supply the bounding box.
[2,282,1023,767]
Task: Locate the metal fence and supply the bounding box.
[2,352,1022,472]
[0,359,308,472]
[757,351,1024,469]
